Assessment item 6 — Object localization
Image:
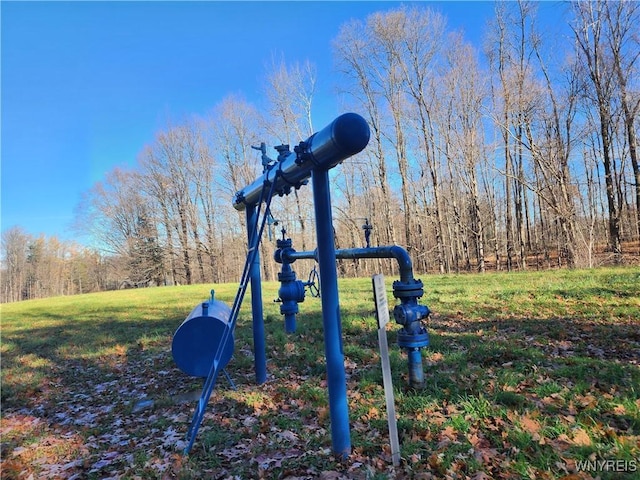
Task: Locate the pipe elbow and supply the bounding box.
[388,245,414,283]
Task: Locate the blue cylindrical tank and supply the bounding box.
[233,112,370,211]
[171,299,234,377]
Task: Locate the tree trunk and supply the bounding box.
[599,106,623,261]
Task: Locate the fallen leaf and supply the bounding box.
[471,472,492,480]
[549,434,573,452]
[440,425,457,441]
[243,415,258,427]
[519,414,541,440]
[276,430,298,443]
[575,394,597,409]
[429,411,447,427]
[571,428,591,446]
[319,471,344,480]
[318,407,329,424]
[613,404,626,415]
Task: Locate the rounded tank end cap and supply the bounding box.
[332,113,371,156]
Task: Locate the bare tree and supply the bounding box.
[1,227,30,302]
[187,118,222,283]
[262,55,317,251]
[603,0,640,238]
[334,17,398,248]
[571,0,624,262]
[394,7,448,272]
[155,126,195,284]
[137,147,178,285]
[487,0,542,270]
[525,35,581,267]
[208,95,274,280]
[366,10,415,252]
[209,95,262,195]
[487,3,516,271]
[442,34,489,272]
[81,168,164,286]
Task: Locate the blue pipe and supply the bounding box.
[408,348,424,385]
[311,168,351,458]
[335,246,415,284]
[246,206,267,385]
[281,245,414,282]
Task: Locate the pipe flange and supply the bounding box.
[280,301,300,315]
[277,160,307,193]
[278,270,297,282]
[276,238,293,249]
[392,279,424,299]
[234,191,246,206]
[397,329,430,349]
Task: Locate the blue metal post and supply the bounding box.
[311,167,351,458]
[246,205,267,384]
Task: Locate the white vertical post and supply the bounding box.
[372,274,401,467]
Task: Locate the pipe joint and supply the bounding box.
[392,279,424,299]
[278,276,306,304]
[397,327,430,349]
[393,302,430,326]
[274,245,296,264]
[277,269,297,283]
[280,296,302,316]
[391,278,430,388]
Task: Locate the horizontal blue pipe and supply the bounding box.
[282,245,415,284]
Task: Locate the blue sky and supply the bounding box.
[1,1,564,243]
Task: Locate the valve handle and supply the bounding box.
[306,266,320,298]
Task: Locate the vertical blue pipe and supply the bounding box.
[284,313,296,333]
[311,168,351,458]
[246,206,267,385]
[408,348,424,386]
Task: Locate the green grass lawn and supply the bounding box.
[1,267,639,479]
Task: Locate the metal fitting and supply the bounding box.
[278,275,306,305]
[397,327,430,349]
[274,239,295,264]
[391,278,431,388]
[393,302,430,326]
[276,260,306,333]
[392,279,424,299]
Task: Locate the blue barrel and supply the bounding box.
[171,299,234,377]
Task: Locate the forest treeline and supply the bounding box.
[2,1,639,303]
